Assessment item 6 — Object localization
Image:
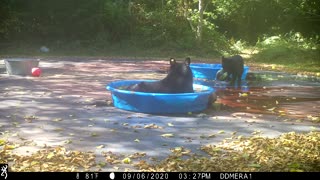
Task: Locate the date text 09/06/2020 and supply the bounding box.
[120,172,252,180]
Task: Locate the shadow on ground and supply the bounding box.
[0,58,319,171]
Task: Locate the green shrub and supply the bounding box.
[251,32,319,72]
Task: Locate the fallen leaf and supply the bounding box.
[167,123,174,127]
[47,152,54,159]
[200,135,206,139]
[53,118,63,122]
[310,117,319,122]
[144,124,162,129]
[161,133,174,138]
[239,93,248,97]
[31,161,39,166]
[64,139,72,144]
[96,145,105,149]
[248,163,261,168]
[267,107,276,111]
[91,133,99,137]
[53,128,64,132]
[129,152,146,159]
[97,161,106,167]
[122,157,131,164]
[251,130,262,135]
[0,139,5,146]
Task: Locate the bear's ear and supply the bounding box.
[170,58,176,65]
[185,57,191,66]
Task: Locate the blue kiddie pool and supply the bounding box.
[190,63,250,80]
[106,80,215,114]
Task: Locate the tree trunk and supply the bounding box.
[128,0,132,15]
[196,0,204,44]
[183,0,189,17]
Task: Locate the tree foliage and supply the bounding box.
[0,0,319,54]
[213,0,320,43]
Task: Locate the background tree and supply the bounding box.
[0,0,318,56]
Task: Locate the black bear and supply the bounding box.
[217,55,244,87]
[127,57,194,93]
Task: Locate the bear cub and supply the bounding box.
[217,55,244,87]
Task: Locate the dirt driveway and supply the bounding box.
[0,57,319,171]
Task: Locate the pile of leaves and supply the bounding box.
[1,131,319,172]
[135,131,320,172]
[0,145,96,172]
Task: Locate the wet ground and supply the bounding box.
[0,57,319,171]
[197,71,320,120]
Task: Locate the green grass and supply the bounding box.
[246,45,320,75]
[243,34,320,75]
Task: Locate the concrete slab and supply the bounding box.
[0,58,319,171]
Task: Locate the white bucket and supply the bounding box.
[4,58,40,76]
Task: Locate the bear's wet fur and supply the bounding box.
[127,57,194,93]
[220,55,244,87]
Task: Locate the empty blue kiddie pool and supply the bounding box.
[190,63,249,80]
[106,80,215,114]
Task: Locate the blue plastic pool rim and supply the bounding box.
[190,63,222,67]
[106,80,215,96]
[190,63,249,80]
